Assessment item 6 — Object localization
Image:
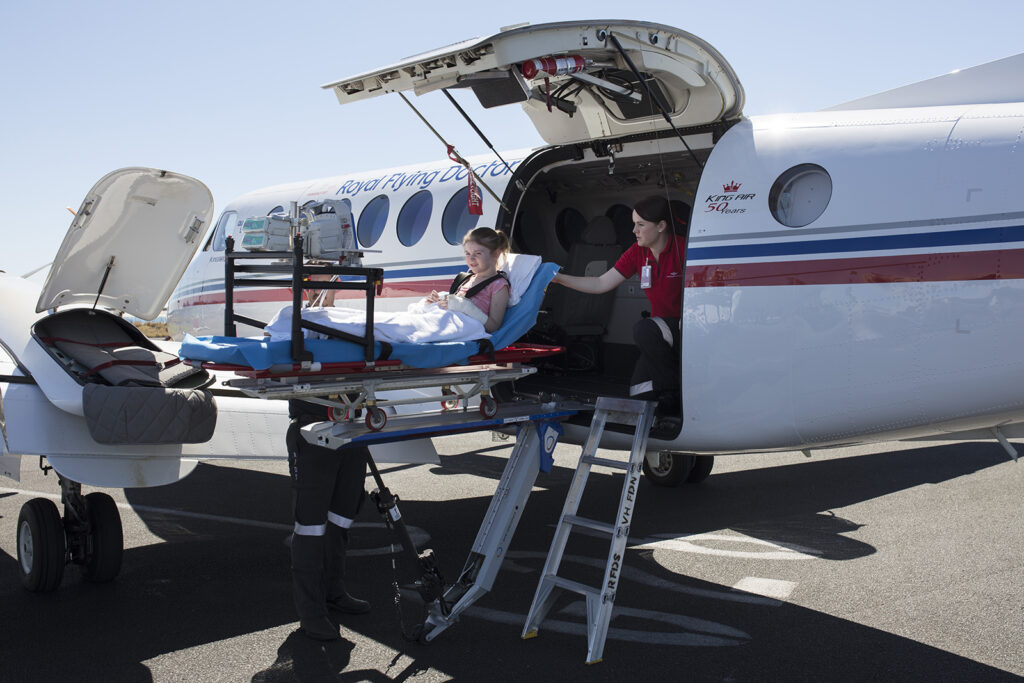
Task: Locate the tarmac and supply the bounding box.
[1,431,1022,681]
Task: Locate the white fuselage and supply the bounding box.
[166,102,1024,456]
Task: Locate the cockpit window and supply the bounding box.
[205,211,238,252]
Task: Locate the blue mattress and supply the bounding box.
[180,262,559,370]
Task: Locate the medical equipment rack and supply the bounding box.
[223,233,383,363]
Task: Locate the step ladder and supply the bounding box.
[521,396,656,664]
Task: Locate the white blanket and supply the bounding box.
[265,301,489,344]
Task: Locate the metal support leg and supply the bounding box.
[421,421,546,641]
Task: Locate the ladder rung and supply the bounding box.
[582,455,631,470]
[563,515,615,535]
[546,575,600,598]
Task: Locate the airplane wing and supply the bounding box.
[825,52,1024,111]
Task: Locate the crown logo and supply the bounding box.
[723,180,741,192]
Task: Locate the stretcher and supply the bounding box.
[177,235,590,645]
[178,234,564,429]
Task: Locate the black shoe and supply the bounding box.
[327,592,371,618]
[300,616,340,641]
[655,392,680,417]
[649,415,681,440]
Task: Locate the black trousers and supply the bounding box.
[629,316,681,399]
[286,415,367,535]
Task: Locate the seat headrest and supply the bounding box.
[582,216,616,245]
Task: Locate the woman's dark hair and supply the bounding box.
[635,195,690,234]
[463,227,510,255]
[634,195,671,225]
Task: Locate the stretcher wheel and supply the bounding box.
[365,407,387,431]
[441,387,459,411]
[479,395,498,419]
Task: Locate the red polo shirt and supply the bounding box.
[613,233,685,318]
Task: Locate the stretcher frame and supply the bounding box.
[194,233,564,429]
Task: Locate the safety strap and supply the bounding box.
[39,337,131,348]
[448,271,509,298]
[82,357,179,378]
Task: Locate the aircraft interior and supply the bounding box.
[504,139,712,406]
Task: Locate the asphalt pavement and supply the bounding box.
[1,432,1022,682]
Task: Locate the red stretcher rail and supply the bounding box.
[184,342,564,379]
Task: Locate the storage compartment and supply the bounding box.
[32,308,217,444]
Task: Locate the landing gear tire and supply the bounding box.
[17,498,66,592]
[686,455,715,483]
[642,451,694,487]
[365,406,388,431]
[80,492,123,583]
[479,395,498,419]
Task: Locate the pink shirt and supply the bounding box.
[456,276,510,315]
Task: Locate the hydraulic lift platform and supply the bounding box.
[299,399,591,643]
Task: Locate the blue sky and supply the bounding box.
[2,1,1021,277]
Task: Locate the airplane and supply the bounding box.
[167,20,1024,479]
[4,19,1024,594]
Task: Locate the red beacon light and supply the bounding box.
[520,55,587,79]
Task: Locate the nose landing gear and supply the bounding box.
[15,473,124,592]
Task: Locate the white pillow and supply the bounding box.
[501,253,542,306]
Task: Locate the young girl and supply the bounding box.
[426,227,511,332]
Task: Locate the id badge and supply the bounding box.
[640,264,652,289]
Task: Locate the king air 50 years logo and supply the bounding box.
[705,180,756,215]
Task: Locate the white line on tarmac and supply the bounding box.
[0,485,430,554]
[0,485,293,531]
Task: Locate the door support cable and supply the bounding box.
[397,92,510,212]
[441,89,524,191]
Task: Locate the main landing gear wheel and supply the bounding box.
[365,406,388,431]
[80,492,123,583]
[642,452,716,487]
[479,395,498,419]
[17,498,66,592]
[687,455,715,483]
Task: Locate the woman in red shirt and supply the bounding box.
[552,195,684,430]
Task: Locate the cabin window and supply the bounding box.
[605,203,635,250]
[770,164,832,228]
[205,211,237,252]
[442,188,481,245]
[397,190,433,247]
[555,207,586,252]
[358,195,390,247]
[269,205,284,215]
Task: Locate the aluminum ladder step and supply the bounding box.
[520,396,657,664]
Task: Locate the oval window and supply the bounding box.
[357,195,390,247]
[554,207,586,252]
[605,203,635,250]
[442,189,481,245]
[769,164,832,228]
[397,190,433,247]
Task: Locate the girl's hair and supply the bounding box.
[633,195,671,226]
[463,227,510,255]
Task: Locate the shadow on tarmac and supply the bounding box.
[0,441,1017,681]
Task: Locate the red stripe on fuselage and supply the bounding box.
[686,248,1024,287]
